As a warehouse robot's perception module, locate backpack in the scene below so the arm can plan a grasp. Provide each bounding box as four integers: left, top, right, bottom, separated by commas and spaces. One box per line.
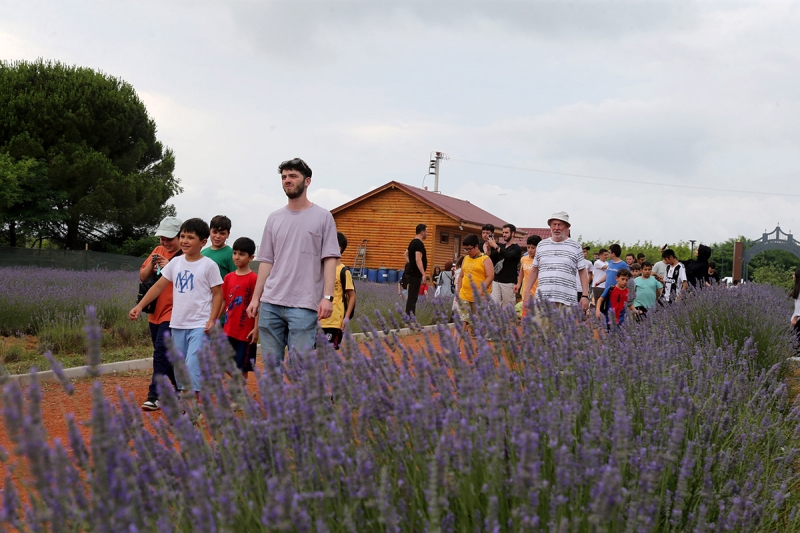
340, 265, 356, 319
137, 249, 182, 314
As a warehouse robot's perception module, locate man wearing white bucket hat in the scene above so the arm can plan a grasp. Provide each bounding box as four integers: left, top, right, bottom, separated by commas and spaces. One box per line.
522, 211, 590, 313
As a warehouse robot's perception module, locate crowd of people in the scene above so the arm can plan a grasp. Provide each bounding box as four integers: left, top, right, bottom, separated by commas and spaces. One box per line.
400, 211, 728, 338
129, 156, 797, 415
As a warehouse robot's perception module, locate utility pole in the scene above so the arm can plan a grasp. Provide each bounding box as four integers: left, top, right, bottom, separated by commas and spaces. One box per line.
427, 151, 449, 193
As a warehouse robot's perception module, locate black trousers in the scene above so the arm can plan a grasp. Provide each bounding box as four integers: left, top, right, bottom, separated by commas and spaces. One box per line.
405, 277, 422, 315
147, 321, 177, 401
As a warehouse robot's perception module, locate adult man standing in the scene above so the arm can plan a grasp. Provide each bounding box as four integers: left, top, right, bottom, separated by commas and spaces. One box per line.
246, 158, 340, 369
522, 212, 589, 312
486, 223, 522, 307
140, 216, 182, 411
405, 224, 428, 316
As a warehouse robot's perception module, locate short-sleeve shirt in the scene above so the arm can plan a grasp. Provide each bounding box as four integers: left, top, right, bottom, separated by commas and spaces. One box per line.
223, 271, 258, 341
592, 260, 608, 288
320, 264, 355, 330
161, 256, 224, 329
533, 238, 583, 306
140, 245, 180, 325
651, 260, 668, 280
256, 204, 341, 311
634, 276, 663, 309
202, 245, 237, 278
662, 262, 687, 303
407, 238, 427, 279
604, 260, 628, 292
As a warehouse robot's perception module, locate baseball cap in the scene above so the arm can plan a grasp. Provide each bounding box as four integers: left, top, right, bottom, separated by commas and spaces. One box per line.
154, 216, 182, 238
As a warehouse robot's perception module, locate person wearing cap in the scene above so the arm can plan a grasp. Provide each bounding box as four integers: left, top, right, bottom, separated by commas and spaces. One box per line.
139, 216, 183, 411
522, 211, 590, 312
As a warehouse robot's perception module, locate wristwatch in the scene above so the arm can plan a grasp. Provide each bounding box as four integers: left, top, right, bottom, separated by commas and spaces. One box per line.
323, 295, 334, 302
581, 295, 589, 299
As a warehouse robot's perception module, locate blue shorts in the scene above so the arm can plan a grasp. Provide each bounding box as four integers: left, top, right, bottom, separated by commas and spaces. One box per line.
228, 337, 256, 373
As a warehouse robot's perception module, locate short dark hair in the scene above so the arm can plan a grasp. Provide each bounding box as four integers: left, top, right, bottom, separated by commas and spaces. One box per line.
598, 248, 609, 254
642, 261, 653, 268
463, 234, 480, 247
637, 253, 646, 259
180, 218, 210, 241
625, 253, 635, 259
662, 248, 676, 259
481, 223, 495, 232
526, 235, 542, 246
630, 262, 641, 271
609, 244, 622, 257
232, 236, 256, 256
617, 268, 631, 278
503, 223, 516, 234
337, 231, 348, 253
415, 223, 427, 234
278, 157, 312, 178
582, 245, 591, 251
709, 261, 717, 269
209, 215, 231, 232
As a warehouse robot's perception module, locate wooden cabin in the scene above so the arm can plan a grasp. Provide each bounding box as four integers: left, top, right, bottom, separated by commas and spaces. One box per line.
331, 181, 510, 276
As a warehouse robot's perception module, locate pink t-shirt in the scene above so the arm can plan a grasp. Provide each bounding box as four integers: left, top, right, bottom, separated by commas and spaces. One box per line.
256, 204, 341, 311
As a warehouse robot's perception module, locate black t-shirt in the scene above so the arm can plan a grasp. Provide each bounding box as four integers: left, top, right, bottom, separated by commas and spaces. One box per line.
407, 238, 427, 279
489, 242, 522, 284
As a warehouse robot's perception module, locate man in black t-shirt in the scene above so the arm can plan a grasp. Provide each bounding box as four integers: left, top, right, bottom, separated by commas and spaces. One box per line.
485, 223, 522, 307
405, 223, 428, 316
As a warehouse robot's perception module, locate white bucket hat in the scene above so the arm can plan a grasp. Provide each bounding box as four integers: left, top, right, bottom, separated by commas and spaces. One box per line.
547, 211, 570, 227
154, 216, 183, 238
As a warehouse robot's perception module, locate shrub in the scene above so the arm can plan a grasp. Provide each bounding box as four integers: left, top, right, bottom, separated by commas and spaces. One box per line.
2, 289, 799, 531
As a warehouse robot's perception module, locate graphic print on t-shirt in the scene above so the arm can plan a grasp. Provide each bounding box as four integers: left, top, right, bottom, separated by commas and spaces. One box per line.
175, 270, 195, 293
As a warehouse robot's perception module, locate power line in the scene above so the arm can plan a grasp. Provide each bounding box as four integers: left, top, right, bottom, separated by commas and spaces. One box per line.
451, 158, 800, 198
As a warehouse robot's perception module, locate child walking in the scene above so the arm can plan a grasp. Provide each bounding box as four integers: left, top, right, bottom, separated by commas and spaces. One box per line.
320, 232, 356, 350
202, 215, 237, 278
596, 268, 631, 328
130, 218, 224, 397
220, 237, 259, 378
791, 268, 800, 347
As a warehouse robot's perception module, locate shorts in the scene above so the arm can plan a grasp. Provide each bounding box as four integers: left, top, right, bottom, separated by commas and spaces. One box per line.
228, 337, 256, 373
457, 298, 476, 324
323, 328, 343, 350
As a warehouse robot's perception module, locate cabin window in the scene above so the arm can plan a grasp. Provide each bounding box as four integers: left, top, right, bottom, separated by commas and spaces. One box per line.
440, 232, 449, 244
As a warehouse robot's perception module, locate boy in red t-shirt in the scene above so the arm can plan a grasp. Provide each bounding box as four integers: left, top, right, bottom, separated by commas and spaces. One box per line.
219, 237, 259, 378
595, 269, 631, 328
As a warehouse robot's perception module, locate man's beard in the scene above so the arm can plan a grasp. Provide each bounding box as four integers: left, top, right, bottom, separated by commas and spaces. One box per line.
285, 181, 306, 199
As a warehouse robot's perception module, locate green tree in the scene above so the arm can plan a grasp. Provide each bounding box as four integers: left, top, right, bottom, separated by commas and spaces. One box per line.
750, 264, 794, 290
0, 59, 181, 251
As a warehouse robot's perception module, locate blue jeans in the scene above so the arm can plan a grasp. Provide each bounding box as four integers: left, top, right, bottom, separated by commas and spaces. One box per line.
171, 328, 207, 392
258, 302, 318, 368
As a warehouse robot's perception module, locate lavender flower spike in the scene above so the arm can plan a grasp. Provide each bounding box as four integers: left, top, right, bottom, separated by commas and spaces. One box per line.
84, 305, 102, 377
43, 350, 75, 395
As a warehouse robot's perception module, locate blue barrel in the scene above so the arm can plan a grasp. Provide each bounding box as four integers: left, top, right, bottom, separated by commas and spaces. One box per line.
377, 268, 388, 283
387, 269, 398, 284
367, 269, 378, 283
397, 269, 404, 281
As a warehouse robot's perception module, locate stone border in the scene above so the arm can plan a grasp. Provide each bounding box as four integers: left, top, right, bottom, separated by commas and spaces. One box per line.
3, 323, 457, 385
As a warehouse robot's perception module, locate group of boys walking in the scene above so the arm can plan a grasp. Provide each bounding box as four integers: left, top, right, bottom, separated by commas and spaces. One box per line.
132, 158, 355, 412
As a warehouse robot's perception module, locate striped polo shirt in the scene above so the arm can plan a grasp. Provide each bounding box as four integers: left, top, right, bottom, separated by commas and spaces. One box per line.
533, 237, 584, 306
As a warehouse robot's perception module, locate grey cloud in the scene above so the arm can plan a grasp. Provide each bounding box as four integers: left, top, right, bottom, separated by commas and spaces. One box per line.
229, 1, 699, 61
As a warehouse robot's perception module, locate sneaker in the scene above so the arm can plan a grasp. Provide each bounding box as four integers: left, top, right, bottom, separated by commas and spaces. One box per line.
141, 399, 160, 411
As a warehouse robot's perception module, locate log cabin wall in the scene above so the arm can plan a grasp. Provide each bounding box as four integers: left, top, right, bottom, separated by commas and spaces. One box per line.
333, 187, 458, 275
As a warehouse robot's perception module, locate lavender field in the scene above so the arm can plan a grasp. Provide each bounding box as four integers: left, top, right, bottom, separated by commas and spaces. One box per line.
2, 284, 799, 531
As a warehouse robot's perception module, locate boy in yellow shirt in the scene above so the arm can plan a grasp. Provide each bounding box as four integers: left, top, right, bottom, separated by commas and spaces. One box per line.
320, 232, 356, 350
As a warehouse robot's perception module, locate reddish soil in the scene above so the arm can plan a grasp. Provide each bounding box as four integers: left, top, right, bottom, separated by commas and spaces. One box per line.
0, 332, 450, 501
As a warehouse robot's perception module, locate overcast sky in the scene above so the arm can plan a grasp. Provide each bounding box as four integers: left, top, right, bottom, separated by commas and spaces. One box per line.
3, 0, 800, 247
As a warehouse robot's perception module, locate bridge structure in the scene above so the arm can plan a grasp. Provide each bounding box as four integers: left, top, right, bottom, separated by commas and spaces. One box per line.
733, 225, 800, 281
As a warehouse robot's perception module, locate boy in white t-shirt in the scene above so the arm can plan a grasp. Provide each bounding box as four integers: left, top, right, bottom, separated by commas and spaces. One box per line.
591, 248, 609, 303
131, 218, 224, 396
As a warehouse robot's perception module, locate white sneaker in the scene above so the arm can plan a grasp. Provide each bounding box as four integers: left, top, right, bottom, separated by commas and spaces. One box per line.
141, 399, 160, 411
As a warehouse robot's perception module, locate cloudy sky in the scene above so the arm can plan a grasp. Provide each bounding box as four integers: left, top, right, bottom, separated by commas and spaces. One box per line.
3, 0, 800, 247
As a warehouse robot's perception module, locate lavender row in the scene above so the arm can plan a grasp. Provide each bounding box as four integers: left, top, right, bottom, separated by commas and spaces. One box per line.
2, 284, 799, 531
